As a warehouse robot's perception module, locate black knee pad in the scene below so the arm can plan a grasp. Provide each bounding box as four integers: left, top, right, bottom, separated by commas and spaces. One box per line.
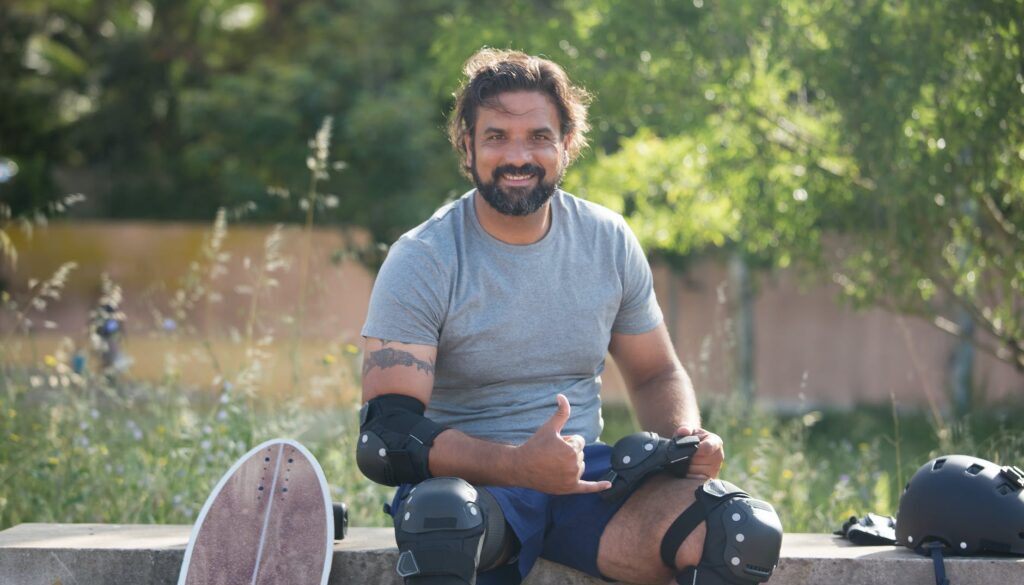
661, 480, 783, 585
393, 477, 512, 585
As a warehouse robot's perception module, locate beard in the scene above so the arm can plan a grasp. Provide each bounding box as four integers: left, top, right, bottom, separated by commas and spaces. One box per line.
471, 162, 562, 217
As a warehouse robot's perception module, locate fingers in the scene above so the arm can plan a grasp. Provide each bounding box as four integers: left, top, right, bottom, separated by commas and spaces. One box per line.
571, 479, 612, 494
689, 430, 725, 479
561, 433, 586, 451
541, 393, 571, 434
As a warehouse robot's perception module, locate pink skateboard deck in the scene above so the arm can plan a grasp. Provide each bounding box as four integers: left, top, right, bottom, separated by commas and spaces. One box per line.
178, 438, 333, 585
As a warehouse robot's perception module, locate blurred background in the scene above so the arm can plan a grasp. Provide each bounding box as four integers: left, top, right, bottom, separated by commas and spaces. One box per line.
1, 0, 1022, 531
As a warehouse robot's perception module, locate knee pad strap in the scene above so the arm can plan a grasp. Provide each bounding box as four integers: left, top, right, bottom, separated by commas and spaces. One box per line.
661, 480, 783, 585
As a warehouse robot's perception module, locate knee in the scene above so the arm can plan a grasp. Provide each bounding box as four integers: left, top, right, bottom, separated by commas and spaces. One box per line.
391, 477, 515, 584
662, 480, 783, 584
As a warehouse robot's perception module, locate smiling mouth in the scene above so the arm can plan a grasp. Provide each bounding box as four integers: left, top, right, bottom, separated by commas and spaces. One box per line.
501, 173, 535, 182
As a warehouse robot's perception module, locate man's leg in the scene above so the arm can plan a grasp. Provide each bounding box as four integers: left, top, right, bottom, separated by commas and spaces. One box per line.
597, 474, 706, 584
598, 474, 783, 585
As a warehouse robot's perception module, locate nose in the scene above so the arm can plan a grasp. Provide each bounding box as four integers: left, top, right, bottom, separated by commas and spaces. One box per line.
502, 138, 534, 167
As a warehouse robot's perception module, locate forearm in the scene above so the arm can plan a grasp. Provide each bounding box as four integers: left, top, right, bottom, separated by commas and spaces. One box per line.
629, 366, 700, 437
428, 428, 523, 486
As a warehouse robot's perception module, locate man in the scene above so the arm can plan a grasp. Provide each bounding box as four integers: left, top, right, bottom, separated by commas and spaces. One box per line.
357, 49, 780, 585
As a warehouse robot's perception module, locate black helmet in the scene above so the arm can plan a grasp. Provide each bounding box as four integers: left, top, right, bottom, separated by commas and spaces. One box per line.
896, 454, 1024, 556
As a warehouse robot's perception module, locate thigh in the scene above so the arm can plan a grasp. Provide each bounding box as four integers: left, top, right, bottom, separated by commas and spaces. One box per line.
597, 474, 707, 585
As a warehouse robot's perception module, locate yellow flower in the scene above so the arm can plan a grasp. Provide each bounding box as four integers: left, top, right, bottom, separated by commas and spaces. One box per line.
7, 409, 15, 419
760, 428, 771, 438
8, 433, 20, 443
743, 427, 753, 436
98, 445, 109, 456
322, 353, 337, 365
157, 457, 168, 468
157, 425, 166, 435
44, 355, 58, 368
782, 469, 795, 480
47, 457, 60, 466
344, 344, 359, 355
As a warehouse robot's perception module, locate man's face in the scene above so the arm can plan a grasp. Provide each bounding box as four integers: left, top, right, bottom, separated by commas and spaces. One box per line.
465, 91, 570, 217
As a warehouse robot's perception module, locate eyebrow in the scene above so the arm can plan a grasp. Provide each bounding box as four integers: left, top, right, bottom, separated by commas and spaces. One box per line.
480, 126, 556, 135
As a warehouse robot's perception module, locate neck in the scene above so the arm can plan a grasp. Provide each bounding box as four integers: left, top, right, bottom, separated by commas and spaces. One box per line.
473, 191, 552, 245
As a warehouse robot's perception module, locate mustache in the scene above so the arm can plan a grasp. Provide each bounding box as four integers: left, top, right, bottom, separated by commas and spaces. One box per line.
491, 164, 545, 181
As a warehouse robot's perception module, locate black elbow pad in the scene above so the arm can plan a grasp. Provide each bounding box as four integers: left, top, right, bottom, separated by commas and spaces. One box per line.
357, 394, 448, 486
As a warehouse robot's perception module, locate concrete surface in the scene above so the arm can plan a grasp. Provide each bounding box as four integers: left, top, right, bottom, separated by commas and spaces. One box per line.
1, 523, 1022, 585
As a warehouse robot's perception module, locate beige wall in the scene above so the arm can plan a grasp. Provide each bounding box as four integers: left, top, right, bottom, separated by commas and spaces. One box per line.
4, 222, 1021, 408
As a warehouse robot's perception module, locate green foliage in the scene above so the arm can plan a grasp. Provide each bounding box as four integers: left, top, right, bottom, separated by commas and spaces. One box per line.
2, 0, 1021, 368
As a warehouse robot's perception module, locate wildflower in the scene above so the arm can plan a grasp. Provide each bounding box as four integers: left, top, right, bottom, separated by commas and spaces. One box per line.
322, 353, 337, 365
759, 428, 771, 438
157, 425, 166, 435
8, 433, 20, 442
782, 469, 794, 480
162, 318, 177, 331
44, 355, 58, 367
7, 409, 15, 419
839, 474, 851, 484
743, 427, 753, 436
344, 344, 359, 354
200, 439, 211, 451
48, 456, 59, 465
29, 376, 43, 388
216, 410, 228, 421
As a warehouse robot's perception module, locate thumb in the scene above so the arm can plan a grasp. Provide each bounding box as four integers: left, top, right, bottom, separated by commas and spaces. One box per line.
542, 394, 571, 434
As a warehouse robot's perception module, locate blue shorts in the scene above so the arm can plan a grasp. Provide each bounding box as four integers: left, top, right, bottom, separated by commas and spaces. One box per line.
389, 444, 627, 585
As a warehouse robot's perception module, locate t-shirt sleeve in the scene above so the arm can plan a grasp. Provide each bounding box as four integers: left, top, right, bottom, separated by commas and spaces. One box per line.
612, 224, 664, 334
361, 238, 448, 346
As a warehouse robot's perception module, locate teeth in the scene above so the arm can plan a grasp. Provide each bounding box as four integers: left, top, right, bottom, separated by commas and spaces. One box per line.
503, 174, 532, 180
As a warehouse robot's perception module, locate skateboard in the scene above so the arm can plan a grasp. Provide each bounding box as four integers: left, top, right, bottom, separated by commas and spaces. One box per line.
178, 438, 345, 585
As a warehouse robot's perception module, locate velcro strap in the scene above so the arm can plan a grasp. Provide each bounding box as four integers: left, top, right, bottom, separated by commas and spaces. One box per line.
386, 450, 419, 484
409, 418, 446, 445
661, 485, 714, 569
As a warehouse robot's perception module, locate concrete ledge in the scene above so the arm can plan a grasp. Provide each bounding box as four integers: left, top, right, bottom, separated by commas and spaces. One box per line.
1, 523, 1022, 584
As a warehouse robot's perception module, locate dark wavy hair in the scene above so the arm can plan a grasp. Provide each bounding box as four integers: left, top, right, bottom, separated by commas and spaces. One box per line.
448, 48, 592, 177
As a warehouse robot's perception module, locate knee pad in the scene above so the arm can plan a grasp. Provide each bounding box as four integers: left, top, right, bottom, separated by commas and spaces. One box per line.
661, 480, 783, 585
393, 477, 512, 585
601, 432, 700, 500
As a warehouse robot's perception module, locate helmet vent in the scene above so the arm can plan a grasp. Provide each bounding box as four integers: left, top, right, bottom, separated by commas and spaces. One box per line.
932, 459, 946, 471
966, 463, 985, 476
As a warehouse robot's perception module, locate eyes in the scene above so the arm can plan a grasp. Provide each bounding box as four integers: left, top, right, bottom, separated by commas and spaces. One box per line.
483, 133, 555, 143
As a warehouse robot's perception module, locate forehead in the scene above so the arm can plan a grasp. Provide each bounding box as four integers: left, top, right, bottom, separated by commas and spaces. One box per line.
474, 91, 561, 134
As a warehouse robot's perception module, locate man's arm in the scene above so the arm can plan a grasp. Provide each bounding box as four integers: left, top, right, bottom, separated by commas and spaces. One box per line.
361, 337, 608, 494
608, 323, 724, 478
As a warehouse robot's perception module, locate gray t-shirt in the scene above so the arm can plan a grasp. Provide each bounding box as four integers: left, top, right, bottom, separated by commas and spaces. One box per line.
361, 189, 663, 445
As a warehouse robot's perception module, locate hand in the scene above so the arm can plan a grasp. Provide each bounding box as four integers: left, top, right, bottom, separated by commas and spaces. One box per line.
674, 425, 724, 479
514, 394, 612, 495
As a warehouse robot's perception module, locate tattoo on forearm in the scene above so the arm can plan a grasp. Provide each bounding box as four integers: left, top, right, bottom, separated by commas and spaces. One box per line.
362, 348, 435, 376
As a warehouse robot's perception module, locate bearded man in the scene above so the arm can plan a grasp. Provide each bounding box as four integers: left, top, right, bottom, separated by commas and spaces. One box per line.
356, 48, 781, 585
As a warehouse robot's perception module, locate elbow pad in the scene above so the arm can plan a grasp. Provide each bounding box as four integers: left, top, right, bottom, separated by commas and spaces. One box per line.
357, 394, 448, 486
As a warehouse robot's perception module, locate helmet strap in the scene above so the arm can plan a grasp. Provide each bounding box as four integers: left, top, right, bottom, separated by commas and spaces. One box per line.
924, 541, 950, 585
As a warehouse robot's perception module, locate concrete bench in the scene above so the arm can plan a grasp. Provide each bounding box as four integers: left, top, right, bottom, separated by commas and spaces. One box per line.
1, 523, 1021, 584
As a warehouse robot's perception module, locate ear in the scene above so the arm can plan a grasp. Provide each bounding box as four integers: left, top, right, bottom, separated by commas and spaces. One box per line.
463, 133, 473, 167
